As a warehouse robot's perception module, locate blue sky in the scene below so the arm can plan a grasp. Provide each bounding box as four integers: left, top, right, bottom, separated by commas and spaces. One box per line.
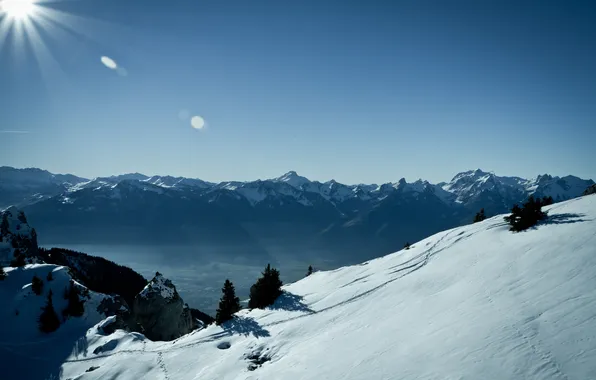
1, 0, 595, 184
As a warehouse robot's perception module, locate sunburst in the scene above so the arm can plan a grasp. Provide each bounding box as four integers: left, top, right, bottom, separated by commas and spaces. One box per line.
1, 0, 36, 20
1, 0, 126, 92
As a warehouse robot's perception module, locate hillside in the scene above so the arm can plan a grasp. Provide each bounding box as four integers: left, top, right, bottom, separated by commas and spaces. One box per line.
0, 264, 116, 379
50, 194, 596, 380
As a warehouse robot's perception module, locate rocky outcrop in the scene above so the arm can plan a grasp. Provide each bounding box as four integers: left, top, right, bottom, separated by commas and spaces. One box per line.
584, 184, 596, 196
0, 208, 38, 266
132, 272, 193, 341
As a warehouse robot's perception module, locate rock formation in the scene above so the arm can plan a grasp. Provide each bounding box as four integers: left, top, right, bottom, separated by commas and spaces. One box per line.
132, 272, 193, 341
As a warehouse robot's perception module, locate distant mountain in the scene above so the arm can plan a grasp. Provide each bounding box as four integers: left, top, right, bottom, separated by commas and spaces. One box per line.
1, 166, 593, 262
0, 166, 88, 208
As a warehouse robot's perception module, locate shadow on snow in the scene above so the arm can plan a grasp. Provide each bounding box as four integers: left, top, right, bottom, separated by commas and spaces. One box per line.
223, 317, 270, 338
270, 291, 315, 314
541, 213, 591, 225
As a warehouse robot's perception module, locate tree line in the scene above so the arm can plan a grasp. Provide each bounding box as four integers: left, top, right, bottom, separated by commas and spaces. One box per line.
215, 263, 315, 325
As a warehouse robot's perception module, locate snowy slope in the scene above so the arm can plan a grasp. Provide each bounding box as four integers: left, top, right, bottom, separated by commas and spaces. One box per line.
0, 264, 115, 379
56, 195, 596, 380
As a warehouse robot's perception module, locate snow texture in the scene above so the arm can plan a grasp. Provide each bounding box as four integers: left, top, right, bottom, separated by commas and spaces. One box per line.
139, 273, 176, 300
36, 194, 596, 380
0, 264, 113, 379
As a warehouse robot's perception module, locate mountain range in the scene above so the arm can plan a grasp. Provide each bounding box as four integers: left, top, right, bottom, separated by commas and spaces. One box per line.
0, 166, 593, 263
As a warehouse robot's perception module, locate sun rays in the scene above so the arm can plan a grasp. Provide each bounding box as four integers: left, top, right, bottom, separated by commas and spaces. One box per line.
0, 0, 127, 92
1, 0, 36, 20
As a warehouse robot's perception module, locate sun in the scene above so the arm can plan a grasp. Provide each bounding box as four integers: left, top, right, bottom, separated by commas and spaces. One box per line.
0, 0, 36, 20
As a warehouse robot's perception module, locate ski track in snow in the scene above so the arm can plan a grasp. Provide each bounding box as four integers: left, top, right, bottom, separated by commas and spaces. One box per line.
64, 227, 473, 365
158, 352, 171, 380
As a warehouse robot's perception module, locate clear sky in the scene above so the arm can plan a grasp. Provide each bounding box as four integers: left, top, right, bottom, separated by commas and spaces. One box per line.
1, 0, 595, 184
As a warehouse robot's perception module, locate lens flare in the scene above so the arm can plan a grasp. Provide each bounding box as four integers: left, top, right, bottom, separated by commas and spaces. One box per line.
1, 0, 35, 20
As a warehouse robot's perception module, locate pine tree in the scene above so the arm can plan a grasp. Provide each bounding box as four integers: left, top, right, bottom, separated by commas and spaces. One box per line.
38, 290, 60, 333
17, 211, 27, 224
0, 266, 6, 281
541, 196, 554, 206
11, 253, 26, 267
306, 265, 314, 277
63, 281, 85, 318
30, 228, 38, 248
504, 196, 547, 232
473, 208, 486, 223
31, 275, 44, 295
248, 264, 283, 309
0, 214, 9, 236
215, 279, 241, 325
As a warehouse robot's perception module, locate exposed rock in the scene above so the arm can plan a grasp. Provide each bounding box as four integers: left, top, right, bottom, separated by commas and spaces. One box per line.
132, 272, 193, 341
0, 208, 38, 266
97, 295, 130, 317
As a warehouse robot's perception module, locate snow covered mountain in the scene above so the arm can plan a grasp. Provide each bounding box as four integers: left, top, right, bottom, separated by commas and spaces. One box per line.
0, 166, 88, 208
6, 193, 593, 379
442, 169, 594, 215
1, 167, 593, 260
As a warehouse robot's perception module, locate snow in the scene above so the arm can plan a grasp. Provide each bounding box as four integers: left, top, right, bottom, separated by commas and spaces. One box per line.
38, 195, 596, 379
143, 175, 214, 189
443, 170, 593, 205
272, 171, 311, 189
0, 264, 113, 379
139, 274, 176, 300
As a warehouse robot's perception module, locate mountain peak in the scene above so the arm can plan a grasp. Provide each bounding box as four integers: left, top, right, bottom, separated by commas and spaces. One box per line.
273, 171, 311, 188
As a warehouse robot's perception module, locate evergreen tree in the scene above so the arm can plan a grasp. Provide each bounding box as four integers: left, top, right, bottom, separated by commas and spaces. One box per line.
306, 265, 314, 277
473, 208, 486, 223
63, 281, 85, 318
248, 264, 283, 309
30, 228, 38, 248
215, 279, 241, 325
541, 196, 554, 206
0, 214, 9, 236
504, 196, 547, 232
31, 275, 44, 295
17, 211, 27, 224
11, 253, 26, 267
0, 266, 6, 281
38, 290, 60, 333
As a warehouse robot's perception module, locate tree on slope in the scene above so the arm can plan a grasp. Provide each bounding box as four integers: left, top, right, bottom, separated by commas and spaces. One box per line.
473, 208, 486, 223
248, 264, 283, 309
63, 281, 85, 318
11, 253, 26, 267
306, 265, 314, 277
215, 279, 241, 325
0, 213, 8, 236
17, 211, 27, 224
584, 184, 596, 196
504, 196, 547, 232
31, 275, 44, 295
540, 196, 554, 206
39, 290, 60, 333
